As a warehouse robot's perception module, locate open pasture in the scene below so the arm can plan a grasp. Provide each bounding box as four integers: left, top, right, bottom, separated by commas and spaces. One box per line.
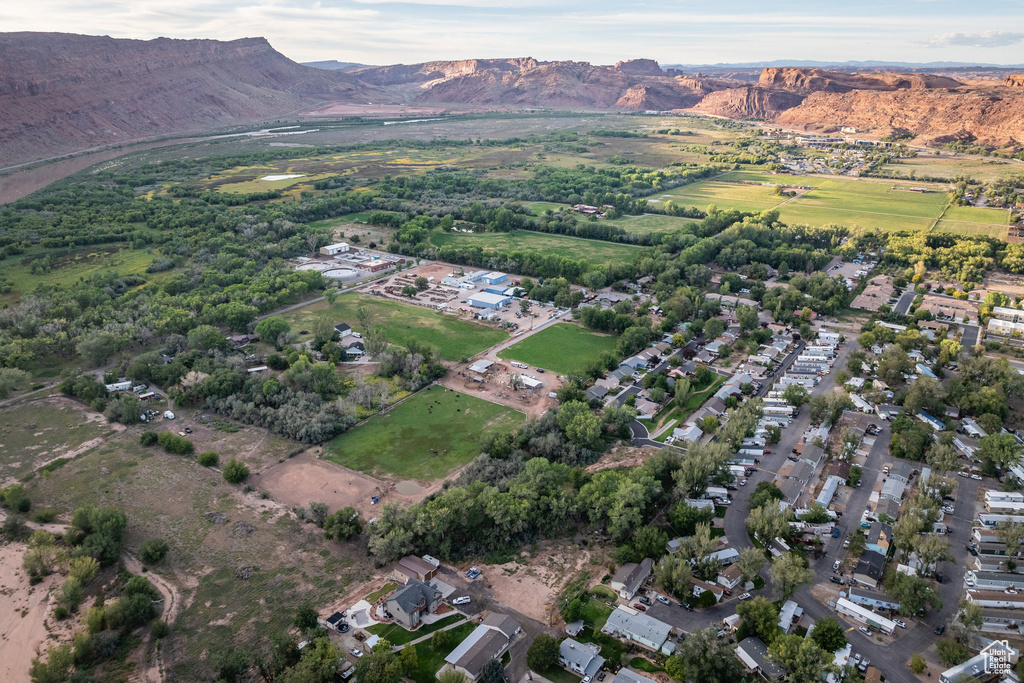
325, 386, 523, 480
281, 293, 507, 361
430, 229, 642, 266
497, 323, 619, 375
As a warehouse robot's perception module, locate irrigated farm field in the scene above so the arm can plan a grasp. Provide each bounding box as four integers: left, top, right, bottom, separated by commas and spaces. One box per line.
498, 323, 619, 374
326, 386, 523, 479
281, 293, 507, 361
430, 229, 642, 266
655, 180, 786, 213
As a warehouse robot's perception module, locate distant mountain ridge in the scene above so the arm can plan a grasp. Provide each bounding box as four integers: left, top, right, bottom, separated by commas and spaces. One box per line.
0, 32, 378, 166
302, 60, 373, 72
3, 34, 1024, 167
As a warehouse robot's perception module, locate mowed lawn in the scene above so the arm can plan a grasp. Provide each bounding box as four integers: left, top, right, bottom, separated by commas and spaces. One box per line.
280, 293, 506, 361
430, 229, 642, 266
326, 386, 524, 480
498, 323, 619, 374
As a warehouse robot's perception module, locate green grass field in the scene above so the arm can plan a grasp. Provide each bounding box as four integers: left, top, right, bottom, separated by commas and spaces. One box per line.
878, 156, 1022, 183
655, 180, 786, 213
933, 220, 1008, 239
280, 293, 507, 362
498, 324, 619, 374
0, 246, 159, 300
942, 205, 1011, 225
429, 229, 642, 266
326, 386, 524, 480
607, 213, 700, 234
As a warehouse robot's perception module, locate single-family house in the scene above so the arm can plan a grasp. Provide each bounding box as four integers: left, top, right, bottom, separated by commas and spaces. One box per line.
880, 479, 906, 504
559, 639, 604, 678
586, 385, 609, 402
387, 580, 443, 629
717, 564, 743, 590
672, 424, 703, 444
778, 600, 803, 635
601, 607, 673, 653
442, 614, 521, 681
611, 558, 654, 600
735, 637, 783, 681
889, 461, 915, 485
690, 578, 724, 602
852, 550, 887, 589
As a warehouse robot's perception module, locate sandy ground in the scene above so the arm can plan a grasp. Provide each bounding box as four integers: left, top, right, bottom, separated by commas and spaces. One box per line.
249, 451, 452, 520
0, 543, 66, 683
435, 366, 554, 419
404, 263, 453, 281
585, 445, 661, 473
474, 545, 600, 624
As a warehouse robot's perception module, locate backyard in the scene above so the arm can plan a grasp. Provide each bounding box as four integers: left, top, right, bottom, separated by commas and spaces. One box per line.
366, 614, 465, 646
498, 323, 620, 375
652, 374, 728, 442
280, 292, 508, 362
325, 386, 525, 480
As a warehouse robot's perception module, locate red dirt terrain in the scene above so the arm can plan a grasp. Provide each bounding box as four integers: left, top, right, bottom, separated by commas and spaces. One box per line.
4, 33, 1024, 167
0, 32, 380, 166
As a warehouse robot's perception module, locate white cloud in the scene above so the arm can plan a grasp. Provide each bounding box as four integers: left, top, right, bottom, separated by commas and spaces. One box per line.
926, 30, 1024, 47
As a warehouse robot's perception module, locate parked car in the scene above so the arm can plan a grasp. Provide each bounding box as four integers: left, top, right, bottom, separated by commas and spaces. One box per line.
971, 474, 983, 480
465, 567, 482, 579
350, 649, 364, 658
452, 596, 471, 605
843, 539, 850, 549
833, 560, 841, 572
829, 576, 845, 585
633, 603, 647, 612
831, 528, 841, 538
858, 659, 870, 673
957, 471, 970, 478
851, 653, 862, 666
858, 627, 873, 637
723, 589, 732, 596
657, 595, 671, 605
935, 573, 944, 584
934, 625, 945, 635
639, 596, 652, 606
942, 505, 955, 514
893, 619, 906, 629
582, 677, 591, 683
597, 673, 606, 681
738, 593, 751, 601
682, 603, 693, 612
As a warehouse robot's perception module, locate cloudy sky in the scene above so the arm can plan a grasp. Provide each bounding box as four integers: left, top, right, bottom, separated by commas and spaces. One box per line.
4, 0, 1024, 66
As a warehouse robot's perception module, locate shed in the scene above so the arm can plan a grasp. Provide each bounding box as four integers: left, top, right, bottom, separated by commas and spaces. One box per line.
395, 556, 438, 583
320, 242, 350, 255
481, 272, 508, 285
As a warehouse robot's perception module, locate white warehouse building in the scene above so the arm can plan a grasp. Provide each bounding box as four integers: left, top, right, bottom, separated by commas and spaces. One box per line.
467, 292, 511, 309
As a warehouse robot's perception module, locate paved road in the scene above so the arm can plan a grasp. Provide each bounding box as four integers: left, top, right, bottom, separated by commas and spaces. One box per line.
893, 291, 916, 316
961, 324, 980, 348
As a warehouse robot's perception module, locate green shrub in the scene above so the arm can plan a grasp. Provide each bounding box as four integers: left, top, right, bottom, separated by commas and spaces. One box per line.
197, 451, 219, 467
105, 593, 156, 630
54, 606, 69, 621
139, 539, 169, 565
222, 459, 250, 484
157, 432, 194, 455
1, 484, 31, 512
151, 620, 170, 639
30, 508, 58, 524
140, 431, 159, 446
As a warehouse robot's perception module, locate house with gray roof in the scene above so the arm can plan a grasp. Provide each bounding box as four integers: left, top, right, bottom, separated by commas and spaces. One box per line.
889, 461, 916, 485
735, 637, 783, 680
611, 558, 653, 600
386, 579, 442, 629
601, 606, 672, 653
442, 614, 521, 680
559, 639, 604, 677
614, 670, 653, 683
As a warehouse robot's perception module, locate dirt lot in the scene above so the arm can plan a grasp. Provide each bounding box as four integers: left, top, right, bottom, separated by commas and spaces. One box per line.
473, 543, 605, 624
249, 450, 453, 521
982, 271, 1024, 300
404, 262, 454, 281
585, 444, 662, 473
437, 361, 556, 418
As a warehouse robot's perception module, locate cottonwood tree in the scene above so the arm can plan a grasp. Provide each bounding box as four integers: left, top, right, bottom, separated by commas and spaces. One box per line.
769, 634, 836, 683
365, 327, 390, 360
915, 534, 953, 576
665, 628, 740, 683
655, 555, 693, 600
809, 617, 846, 653
747, 503, 792, 545
737, 547, 766, 584
770, 553, 814, 601
737, 597, 780, 645
997, 521, 1024, 568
